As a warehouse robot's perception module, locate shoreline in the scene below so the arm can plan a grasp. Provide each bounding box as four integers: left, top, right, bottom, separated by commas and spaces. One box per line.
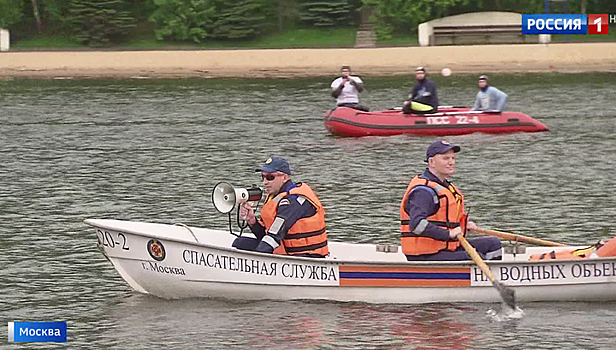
2, 42, 616, 78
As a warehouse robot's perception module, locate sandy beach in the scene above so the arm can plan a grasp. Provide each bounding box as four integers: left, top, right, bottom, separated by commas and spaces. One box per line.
2, 42, 616, 78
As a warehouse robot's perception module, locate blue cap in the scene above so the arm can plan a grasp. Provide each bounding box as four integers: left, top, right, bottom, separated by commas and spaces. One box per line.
255, 156, 292, 175
426, 140, 460, 161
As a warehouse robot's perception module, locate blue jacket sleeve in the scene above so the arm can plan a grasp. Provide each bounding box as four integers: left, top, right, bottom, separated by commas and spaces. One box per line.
406, 187, 451, 242
472, 92, 481, 111
428, 81, 439, 109
255, 194, 318, 253
493, 88, 508, 112
410, 85, 418, 100
248, 222, 266, 240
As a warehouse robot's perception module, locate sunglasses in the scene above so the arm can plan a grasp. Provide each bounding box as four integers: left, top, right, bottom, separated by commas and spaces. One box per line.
261, 173, 279, 181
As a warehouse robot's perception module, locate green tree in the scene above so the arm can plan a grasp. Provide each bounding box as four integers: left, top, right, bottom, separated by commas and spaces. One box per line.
0, 0, 24, 28
463, 0, 542, 13
150, 0, 215, 42
210, 0, 266, 40
30, 0, 43, 32
41, 0, 73, 26
364, 0, 616, 41
129, 0, 157, 21
573, 0, 616, 13
363, 0, 494, 40
362, 0, 418, 39
274, 0, 297, 32
298, 0, 351, 27
8, 0, 77, 43
67, 0, 136, 46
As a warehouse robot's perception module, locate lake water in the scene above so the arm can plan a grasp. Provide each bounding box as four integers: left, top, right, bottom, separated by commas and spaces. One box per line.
1, 73, 616, 349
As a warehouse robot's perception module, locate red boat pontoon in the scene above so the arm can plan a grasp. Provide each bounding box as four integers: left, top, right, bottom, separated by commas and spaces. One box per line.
324, 107, 549, 137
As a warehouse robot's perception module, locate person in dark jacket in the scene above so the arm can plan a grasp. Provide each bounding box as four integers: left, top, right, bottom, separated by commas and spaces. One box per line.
402, 67, 438, 114
400, 141, 502, 261
232, 157, 329, 258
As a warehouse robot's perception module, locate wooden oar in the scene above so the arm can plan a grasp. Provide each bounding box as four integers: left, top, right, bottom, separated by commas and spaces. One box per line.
458, 235, 516, 309
475, 228, 564, 247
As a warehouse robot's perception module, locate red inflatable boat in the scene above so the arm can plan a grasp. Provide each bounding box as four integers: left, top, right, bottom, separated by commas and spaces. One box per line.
324, 107, 549, 137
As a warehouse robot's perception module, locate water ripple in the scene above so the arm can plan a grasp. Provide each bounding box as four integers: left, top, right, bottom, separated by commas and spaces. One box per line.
1, 74, 615, 349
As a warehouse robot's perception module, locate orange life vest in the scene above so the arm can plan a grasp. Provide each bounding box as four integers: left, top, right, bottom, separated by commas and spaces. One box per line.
259, 183, 329, 256
597, 236, 616, 257
400, 175, 465, 256
529, 239, 616, 261
529, 247, 593, 261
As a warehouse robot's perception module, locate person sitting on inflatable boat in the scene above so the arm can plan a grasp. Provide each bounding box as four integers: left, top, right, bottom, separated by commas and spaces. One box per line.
331, 65, 369, 111
402, 67, 439, 115
471, 75, 508, 113
400, 141, 502, 261
233, 156, 329, 258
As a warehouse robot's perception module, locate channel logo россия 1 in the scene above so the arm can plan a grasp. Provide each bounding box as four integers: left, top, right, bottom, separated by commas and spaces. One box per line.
522, 14, 615, 35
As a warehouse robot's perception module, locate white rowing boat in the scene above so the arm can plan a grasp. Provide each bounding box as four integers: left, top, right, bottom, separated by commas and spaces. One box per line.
85, 219, 616, 304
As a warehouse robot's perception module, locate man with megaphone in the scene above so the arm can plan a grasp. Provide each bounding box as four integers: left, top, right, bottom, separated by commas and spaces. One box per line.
233, 156, 329, 258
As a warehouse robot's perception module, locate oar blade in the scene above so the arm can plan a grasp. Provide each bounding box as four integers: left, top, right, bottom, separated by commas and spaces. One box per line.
493, 280, 516, 309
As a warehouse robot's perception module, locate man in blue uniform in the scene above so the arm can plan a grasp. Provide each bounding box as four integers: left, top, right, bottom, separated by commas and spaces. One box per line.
401, 141, 502, 261
402, 67, 439, 114
232, 157, 329, 258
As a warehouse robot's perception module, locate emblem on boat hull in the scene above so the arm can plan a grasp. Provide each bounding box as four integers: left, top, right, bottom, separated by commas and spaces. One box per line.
147, 239, 166, 261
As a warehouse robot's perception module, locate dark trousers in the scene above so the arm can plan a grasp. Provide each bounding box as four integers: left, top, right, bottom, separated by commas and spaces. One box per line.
337, 103, 369, 112
232, 236, 325, 258
405, 237, 502, 261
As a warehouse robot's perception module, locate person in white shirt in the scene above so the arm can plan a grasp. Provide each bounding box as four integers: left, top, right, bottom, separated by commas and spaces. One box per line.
330, 66, 368, 111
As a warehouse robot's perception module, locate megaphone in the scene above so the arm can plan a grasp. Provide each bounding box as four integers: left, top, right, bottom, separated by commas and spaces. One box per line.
212, 182, 263, 214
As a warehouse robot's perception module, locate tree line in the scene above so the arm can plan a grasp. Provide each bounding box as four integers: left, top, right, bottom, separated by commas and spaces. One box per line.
2, 0, 614, 46
366, 0, 616, 40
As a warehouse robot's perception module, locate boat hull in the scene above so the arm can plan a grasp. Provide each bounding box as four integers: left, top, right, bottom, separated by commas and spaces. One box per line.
87, 219, 616, 304
324, 107, 549, 137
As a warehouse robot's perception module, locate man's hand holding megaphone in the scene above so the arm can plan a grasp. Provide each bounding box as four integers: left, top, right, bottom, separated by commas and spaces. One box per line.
239, 203, 257, 225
